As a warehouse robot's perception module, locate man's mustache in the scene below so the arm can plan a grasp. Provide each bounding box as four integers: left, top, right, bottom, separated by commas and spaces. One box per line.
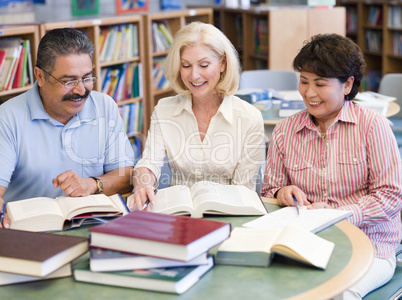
62, 89, 90, 101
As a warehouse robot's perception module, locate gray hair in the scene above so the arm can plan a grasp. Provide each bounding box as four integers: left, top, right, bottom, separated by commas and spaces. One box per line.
36, 28, 94, 73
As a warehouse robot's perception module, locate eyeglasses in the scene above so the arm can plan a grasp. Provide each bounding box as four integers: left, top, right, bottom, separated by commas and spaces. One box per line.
40, 68, 97, 89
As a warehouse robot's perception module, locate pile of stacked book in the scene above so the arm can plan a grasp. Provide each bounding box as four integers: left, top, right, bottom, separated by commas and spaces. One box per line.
0, 229, 88, 286
73, 210, 231, 294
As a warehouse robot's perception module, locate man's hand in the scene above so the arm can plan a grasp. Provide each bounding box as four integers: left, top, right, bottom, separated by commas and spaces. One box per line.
52, 170, 97, 197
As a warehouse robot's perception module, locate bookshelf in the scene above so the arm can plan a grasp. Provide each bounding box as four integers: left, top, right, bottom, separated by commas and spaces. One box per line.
39, 15, 146, 158
143, 8, 213, 127
0, 24, 39, 103
210, 6, 346, 71
337, 0, 402, 91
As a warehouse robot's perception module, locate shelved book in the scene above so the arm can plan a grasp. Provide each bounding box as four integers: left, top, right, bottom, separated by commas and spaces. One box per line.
0, 229, 88, 277
89, 210, 231, 261
0, 37, 22, 91
7, 194, 129, 232
90, 248, 209, 272
74, 256, 214, 294
242, 206, 352, 234
127, 181, 267, 218
216, 226, 334, 269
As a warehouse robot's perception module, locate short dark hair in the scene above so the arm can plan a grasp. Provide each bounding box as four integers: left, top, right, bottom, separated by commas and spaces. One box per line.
293, 34, 365, 100
36, 28, 94, 73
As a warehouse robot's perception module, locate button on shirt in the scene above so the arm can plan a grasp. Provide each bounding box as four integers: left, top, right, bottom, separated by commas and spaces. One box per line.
262, 101, 402, 258
0, 83, 135, 202
135, 94, 265, 191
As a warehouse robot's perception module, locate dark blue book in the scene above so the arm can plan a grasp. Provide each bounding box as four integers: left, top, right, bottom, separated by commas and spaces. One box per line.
279, 100, 307, 117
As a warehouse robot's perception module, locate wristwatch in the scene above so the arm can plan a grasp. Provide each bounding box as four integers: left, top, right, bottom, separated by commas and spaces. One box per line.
90, 177, 104, 194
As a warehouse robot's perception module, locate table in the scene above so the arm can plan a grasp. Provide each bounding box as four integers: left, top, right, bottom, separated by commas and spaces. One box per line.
0, 201, 374, 300
262, 96, 401, 126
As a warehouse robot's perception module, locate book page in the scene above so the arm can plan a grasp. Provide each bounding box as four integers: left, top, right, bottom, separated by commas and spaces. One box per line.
150, 185, 194, 215
218, 227, 282, 253
272, 225, 335, 269
108, 194, 129, 215
243, 207, 352, 233
7, 197, 64, 222
56, 194, 120, 220
190, 181, 266, 217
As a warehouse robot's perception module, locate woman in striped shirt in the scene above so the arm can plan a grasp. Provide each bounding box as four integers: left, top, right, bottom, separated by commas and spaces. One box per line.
261, 34, 402, 299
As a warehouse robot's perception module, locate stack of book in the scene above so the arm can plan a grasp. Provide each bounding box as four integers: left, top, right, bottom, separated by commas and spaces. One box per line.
215, 207, 352, 269
235, 88, 281, 111
0, 37, 34, 91
353, 91, 396, 117
0, 229, 88, 286
73, 210, 231, 294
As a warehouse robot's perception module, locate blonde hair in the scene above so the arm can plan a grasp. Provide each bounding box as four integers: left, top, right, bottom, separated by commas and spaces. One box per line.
164, 22, 240, 96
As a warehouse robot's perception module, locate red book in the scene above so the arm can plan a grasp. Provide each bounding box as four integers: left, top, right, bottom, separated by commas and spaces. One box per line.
12, 46, 25, 89
89, 211, 231, 261
0, 228, 88, 277
0, 50, 6, 73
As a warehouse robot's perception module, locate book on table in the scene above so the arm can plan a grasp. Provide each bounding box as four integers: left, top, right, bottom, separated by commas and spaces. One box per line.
353, 91, 395, 116
89, 248, 210, 272
242, 206, 352, 233
0, 228, 88, 277
215, 226, 334, 269
73, 256, 214, 295
89, 210, 231, 261
7, 193, 130, 232
235, 88, 281, 103
0, 263, 72, 286
128, 181, 268, 218
278, 100, 307, 117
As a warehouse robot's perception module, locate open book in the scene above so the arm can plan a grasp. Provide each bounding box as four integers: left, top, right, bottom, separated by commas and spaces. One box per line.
243, 206, 352, 233
216, 226, 335, 269
7, 194, 129, 232
140, 181, 267, 218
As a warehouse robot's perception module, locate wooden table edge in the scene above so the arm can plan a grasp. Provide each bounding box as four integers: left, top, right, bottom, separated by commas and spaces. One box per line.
262, 197, 375, 300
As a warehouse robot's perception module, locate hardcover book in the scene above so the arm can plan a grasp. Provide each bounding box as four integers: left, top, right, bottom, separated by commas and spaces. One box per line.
0, 263, 72, 286
242, 206, 352, 234
0, 229, 88, 277
7, 194, 129, 232
89, 210, 231, 261
74, 256, 214, 294
90, 248, 209, 272
128, 181, 267, 218
278, 100, 307, 117
215, 226, 334, 269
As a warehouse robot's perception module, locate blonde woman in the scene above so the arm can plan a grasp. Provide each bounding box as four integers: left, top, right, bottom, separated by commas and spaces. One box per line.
129, 22, 264, 210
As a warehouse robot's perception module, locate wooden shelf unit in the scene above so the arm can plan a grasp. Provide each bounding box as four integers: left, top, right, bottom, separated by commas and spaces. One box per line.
143, 8, 213, 130
38, 15, 147, 149
211, 6, 346, 71
337, 0, 402, 91
0, 24, 39, 103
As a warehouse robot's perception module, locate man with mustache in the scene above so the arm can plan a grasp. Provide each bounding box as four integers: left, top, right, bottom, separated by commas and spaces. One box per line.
0, 28, 134, 228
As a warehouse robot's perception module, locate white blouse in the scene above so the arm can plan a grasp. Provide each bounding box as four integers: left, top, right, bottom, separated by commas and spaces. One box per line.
135, 94, 265, 191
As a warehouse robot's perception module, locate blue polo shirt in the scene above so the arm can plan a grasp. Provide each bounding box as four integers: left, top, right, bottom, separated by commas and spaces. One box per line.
0, 82, 134, 202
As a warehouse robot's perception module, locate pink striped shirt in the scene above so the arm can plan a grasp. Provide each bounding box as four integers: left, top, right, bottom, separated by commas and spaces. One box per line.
262, 101, 402, 258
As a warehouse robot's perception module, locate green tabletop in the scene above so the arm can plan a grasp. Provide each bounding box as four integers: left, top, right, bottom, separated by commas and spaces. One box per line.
0, 203, 354, 300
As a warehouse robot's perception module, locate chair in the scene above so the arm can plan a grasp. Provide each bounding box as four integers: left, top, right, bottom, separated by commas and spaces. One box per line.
239, 69, 299, 91
363, 244, 402, 300
378, 74, 402, 155
157, 155, 265, 194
